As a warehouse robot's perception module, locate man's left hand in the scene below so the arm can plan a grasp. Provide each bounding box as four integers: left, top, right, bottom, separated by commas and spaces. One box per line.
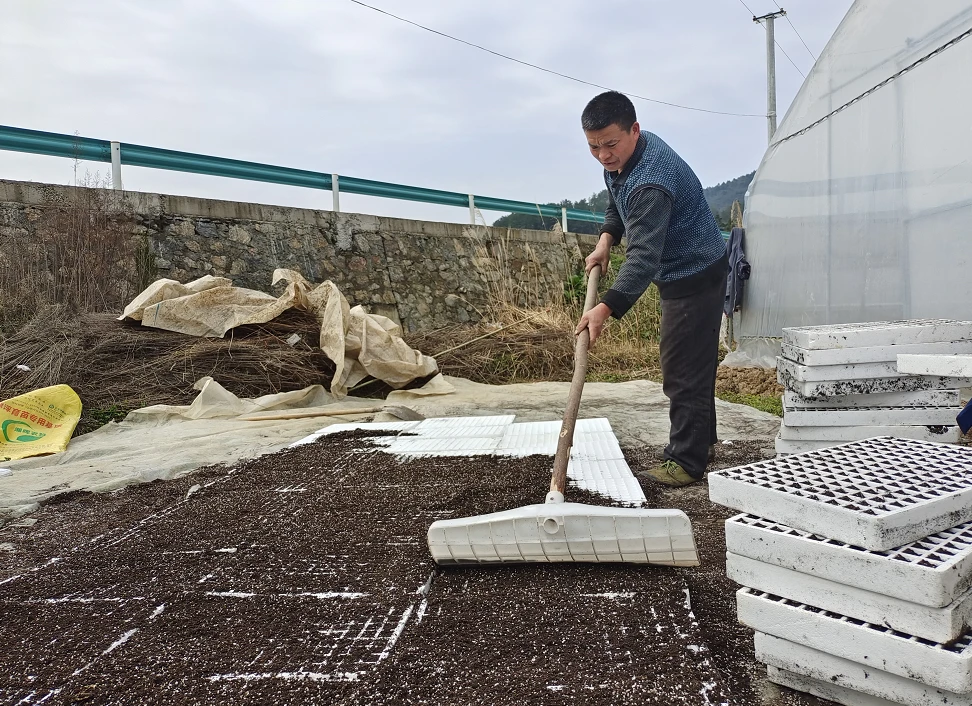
575, 303, 613, 346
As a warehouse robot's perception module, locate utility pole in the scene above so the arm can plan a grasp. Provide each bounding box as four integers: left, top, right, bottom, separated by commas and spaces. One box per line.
753, 9, 786, 143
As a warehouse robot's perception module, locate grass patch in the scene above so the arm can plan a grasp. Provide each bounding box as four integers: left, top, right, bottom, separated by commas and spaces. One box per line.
716, 391, 783, 417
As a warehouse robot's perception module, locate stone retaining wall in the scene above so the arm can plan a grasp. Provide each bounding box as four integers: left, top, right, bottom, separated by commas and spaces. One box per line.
0, 179, 598, 330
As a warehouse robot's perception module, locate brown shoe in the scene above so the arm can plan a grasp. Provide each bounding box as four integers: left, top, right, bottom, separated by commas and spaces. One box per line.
645, 460, 700, 487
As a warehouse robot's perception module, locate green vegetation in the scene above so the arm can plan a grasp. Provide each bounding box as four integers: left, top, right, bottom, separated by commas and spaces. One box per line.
716, 391, 783, 417
84, 404, 133, 431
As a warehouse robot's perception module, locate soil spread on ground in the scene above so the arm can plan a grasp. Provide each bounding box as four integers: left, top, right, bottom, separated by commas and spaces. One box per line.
0, 436, 828, 706
716, 367, 784, 397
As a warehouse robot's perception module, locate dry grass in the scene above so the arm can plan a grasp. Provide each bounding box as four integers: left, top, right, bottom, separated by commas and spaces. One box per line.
0, 173, 153, 334
0, 308, 337, 435
403, 235, 663, 385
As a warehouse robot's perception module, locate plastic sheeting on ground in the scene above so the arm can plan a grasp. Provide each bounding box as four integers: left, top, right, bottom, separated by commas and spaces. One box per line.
120, 269, 438, 397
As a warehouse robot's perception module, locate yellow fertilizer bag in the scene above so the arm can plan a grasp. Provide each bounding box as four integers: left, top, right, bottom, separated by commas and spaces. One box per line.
0, 385, 82, 462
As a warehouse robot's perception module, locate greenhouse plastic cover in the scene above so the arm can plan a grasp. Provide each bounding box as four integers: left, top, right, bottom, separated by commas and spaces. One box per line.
734, 0, 972, 356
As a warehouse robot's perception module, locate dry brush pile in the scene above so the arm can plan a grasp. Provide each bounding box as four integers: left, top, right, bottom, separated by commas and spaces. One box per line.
0, 308, 338, 435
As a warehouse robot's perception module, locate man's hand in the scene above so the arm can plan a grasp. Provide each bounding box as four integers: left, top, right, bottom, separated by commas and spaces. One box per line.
585, 232, 613, 275
576, 302, 613, 346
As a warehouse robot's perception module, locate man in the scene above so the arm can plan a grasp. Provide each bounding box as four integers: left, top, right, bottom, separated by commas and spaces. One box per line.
576, 91, 728, 487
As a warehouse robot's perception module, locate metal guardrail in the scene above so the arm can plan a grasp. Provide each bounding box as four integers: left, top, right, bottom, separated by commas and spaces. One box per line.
0, 125, 604, 229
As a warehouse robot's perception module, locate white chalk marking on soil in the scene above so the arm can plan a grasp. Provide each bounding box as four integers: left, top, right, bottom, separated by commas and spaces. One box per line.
580, 592, 636, 599
16, 689, 61, 705
201, 590, 368, 600
197, 573, 214, 584
0, 558, 61, 587
70, 629, 140, 677
208, 671, 360, 683
103, 629, 138, 655
378, 605, 416, 662
546, 685, 567, 692
214, 547, 237, 553
150, 604, 165, 619
415, 571, 435, 624
32, 596, 141, 604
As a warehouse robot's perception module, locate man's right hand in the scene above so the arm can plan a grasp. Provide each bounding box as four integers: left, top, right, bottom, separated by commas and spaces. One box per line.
585, 232, 613, 275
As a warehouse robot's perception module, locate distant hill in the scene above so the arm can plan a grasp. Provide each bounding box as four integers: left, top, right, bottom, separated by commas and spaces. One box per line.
492, 171, 754, 233
703, 172, 755, 228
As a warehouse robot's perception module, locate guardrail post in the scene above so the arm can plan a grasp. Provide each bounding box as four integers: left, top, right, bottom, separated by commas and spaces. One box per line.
110, 141, 123, 190
562, 206, 568, 233
331, 174, 340, 212
468, 194, 476, 224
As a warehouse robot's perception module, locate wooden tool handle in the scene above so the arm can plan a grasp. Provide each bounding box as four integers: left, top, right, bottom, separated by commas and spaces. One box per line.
239, 406, 382, 421
549, 264, 601, 499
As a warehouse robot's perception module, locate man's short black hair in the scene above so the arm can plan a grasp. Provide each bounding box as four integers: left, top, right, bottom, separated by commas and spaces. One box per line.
581, 91, 637, 132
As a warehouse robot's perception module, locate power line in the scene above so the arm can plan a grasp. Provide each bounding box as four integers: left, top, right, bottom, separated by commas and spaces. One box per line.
347, 0, 764, 118
775, 38, 806, 78
736, 0, 758, 15
737, 0, 807, 78
774, 2, 818, 61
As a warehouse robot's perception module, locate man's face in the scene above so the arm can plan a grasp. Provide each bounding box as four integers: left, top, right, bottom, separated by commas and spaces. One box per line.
584, 121, 640, 173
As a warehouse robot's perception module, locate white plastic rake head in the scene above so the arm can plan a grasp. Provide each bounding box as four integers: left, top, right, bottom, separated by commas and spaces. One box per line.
427, 503, 700, 565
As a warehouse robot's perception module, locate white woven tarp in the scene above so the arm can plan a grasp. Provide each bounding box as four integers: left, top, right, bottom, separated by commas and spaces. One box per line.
120, 269, 439, 397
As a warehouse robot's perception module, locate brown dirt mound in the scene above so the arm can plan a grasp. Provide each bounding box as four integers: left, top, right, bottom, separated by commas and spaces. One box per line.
716, 366, 784, 397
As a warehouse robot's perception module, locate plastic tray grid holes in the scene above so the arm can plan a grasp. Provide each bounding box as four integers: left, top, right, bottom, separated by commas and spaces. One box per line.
782, 404, 960, 414
732, 514, 972, 571
718, 438, 972, 517
742, 588, 972, 654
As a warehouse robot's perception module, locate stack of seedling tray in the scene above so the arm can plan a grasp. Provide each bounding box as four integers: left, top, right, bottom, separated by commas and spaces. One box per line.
775, 320, 972, 455
709, 436, 972, 705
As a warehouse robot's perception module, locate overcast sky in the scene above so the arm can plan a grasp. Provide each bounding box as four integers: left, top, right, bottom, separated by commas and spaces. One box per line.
1, 0, 853, 224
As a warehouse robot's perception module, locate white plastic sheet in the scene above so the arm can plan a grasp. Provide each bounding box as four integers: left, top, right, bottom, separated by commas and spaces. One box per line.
736, 0, 972, 357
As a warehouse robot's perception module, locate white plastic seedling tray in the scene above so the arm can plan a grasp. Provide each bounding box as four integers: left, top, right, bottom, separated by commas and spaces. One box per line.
778, 357, 902, 382
726, 514, 972, 608
727, 553, 972, 643
737, 588, 972, 693
782, 340, 972, 367
296, 416, 648, 508
782, 319, 972, 351
774, 433, 962, 457
778, 422, 960, 443
757, 633, 972, 706
898, 354, 972, 378
767, 666, 907, 706
783, 389, 962, 409
709, 436, 972, 551
782, 405, 962, 427
782, 374, 972, 399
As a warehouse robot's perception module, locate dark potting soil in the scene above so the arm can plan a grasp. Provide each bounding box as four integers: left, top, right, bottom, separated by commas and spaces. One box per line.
0, 436, 827, 706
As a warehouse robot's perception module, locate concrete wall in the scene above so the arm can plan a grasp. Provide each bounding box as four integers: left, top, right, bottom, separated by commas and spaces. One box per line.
0, 179, 598, 331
